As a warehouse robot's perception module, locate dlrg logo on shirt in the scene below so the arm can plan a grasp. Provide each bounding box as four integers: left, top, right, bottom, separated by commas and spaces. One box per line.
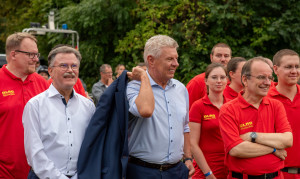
239, 121, 253, 130
2, 90, 15, 97
203, 114, 216, 120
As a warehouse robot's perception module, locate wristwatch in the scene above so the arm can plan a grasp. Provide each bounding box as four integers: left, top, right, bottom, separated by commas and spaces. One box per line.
250, 132, 257, 143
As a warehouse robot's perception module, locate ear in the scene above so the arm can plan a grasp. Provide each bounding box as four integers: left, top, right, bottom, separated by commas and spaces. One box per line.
229, 71, 234, 79
205, 78, 208, 85
48, 67, 54, 79
241, 75, 248, 87
210, 54, 213, 62
147, 55, 155, 67
10, 51, 16, 60
273, 65, 279, 75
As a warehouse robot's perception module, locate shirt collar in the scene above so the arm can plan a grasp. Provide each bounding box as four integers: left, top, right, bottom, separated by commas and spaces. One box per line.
202, 93, 228, 105
237, 91, 269, 109
2, 64, 34, 83
268, 82, 300, 97
147, 70, 176, 89
48, 84, 75, 99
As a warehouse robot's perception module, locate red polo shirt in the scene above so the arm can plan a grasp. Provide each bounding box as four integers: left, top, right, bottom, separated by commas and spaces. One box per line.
268, 83, 300, 168
219, 93, 292, 175
223, 85, 238, 101
0, 65, 48, 178
187, 73, 206, 108
190, 94, 228, 178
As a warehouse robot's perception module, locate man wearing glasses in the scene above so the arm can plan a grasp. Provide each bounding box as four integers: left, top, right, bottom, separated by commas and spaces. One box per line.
0, 32, 48, 178
22, 46, 95, 178
92, 64, 113, 105
219, 57, 293, 178
268, 49, 300, 178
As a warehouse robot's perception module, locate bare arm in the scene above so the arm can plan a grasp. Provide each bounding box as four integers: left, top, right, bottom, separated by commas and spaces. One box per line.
183, 132, 195, 178
240, 132, 293, 149
190, 122, 216, 179
127, 67, 154, 118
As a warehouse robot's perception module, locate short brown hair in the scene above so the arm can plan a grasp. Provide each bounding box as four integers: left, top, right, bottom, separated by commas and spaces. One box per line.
227, 57, 246, 81
273, 49, 299, 66
5, 32, 37, 55
205, 63, 227, 79
48, 46, 81, 66
211, 43, 231, 56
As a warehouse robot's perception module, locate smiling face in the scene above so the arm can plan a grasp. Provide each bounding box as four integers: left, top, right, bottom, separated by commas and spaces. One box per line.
148, 47, 179, 87
243, 61, 273, 99
49, 53, 79, 93
274, 55, 300, 86
206, 67, 227, 94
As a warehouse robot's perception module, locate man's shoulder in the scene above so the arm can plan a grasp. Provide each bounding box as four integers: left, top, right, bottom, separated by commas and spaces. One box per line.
29, 73, 49, 85
186, 72, 205, 87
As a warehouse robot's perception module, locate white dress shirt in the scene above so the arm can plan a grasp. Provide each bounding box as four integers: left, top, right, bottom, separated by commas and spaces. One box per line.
23, 84, 95, 179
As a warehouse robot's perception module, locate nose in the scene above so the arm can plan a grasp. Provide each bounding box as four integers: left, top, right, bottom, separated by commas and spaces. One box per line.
172, 59, 179, 67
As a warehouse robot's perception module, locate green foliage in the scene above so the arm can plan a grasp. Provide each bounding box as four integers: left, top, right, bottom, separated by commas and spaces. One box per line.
1, 0, 300, 88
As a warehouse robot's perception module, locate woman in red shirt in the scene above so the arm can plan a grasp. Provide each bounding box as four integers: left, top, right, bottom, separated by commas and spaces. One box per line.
190, 63, 228, 179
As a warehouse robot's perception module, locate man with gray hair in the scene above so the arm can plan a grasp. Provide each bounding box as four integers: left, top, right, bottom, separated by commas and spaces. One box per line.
126, 35, 194, 178
0, 32, 48, 178
92, 64, 113, 105
23, 46, 95, 178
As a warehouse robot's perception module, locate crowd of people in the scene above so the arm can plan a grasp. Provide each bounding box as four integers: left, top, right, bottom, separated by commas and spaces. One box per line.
0, 32, 299, 179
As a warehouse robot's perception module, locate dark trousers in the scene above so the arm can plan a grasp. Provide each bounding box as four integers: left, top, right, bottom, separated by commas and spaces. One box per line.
126, 161, 189, 179
27, 169, 39, 179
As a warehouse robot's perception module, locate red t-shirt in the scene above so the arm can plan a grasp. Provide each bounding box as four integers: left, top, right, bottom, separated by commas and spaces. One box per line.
189, 94, 228, 179
223, 85, 238, 101
0, 65, 48, 178
187, 73, 206, 109
219, 93, 292, 175
268, 83, 300, 168
48, 77, 87, 97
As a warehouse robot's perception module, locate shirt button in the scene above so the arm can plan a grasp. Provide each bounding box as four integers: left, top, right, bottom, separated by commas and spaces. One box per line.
68, 118, 70, 120
71, 144, 72, 146
168, 101, 169, 103
69, 131, 71, 133
70, 157, 72, 160
67, 171, 69, 173
169, 114, 171, 116
171, 140, 173, 142
170, 127, 172, 129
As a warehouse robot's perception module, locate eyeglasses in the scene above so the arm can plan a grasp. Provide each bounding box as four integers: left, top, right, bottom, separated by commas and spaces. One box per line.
15, 50, 40, 59
51, 64, 79, 71
247, 75, 274, 81
209, 75, 227, 81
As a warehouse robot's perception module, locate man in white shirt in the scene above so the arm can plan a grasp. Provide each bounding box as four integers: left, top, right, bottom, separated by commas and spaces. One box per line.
22, 46, 95, 179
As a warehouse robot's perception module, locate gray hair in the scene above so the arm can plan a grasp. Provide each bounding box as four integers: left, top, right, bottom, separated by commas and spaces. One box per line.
48, 46, 82, 67
143, 35, 179, 65
100, 64, 112, 73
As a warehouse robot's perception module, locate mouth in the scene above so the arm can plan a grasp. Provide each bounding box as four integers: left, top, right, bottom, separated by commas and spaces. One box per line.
259, 85, 269, 91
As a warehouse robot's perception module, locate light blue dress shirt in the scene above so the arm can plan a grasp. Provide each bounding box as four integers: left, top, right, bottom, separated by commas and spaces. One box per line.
22, 84, 95, 179
127, 71, 190, 164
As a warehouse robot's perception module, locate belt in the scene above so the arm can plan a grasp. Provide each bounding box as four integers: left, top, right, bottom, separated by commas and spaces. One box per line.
128, 156, 180, 171
281, 167, 300, 174
231, 171, 278, 179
